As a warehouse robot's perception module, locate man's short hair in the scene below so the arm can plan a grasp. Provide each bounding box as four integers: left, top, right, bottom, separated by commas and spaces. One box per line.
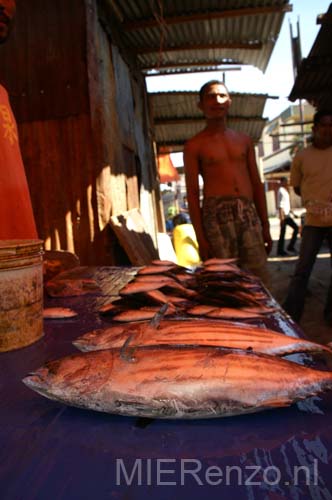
313, 109, 332, 125
199, 80, 229, 101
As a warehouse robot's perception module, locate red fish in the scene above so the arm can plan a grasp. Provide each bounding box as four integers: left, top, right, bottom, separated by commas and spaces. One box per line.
43, 307, 78, 319
73, 319, 332, 357
23, 346, 332, 419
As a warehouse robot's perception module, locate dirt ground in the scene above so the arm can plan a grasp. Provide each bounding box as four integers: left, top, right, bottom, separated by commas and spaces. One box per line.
267, 218, 332, 346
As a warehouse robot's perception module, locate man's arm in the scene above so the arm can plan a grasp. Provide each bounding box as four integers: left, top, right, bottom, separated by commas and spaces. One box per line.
183, 140, 211, 261
246, 139, 272, 254
290, 154, 302, 197
279, 207, 286, 222
277, 189, 286, 222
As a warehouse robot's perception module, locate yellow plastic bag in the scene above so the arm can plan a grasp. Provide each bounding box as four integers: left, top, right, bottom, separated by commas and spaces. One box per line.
172, 224, 201, 268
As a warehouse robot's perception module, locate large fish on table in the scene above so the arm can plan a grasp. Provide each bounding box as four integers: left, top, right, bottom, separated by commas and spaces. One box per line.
72, 319, 332, 357
23, 346, 332, 419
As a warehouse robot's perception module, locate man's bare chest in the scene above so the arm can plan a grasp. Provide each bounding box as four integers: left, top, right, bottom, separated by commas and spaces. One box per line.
199, 140, 247, 169
199, 137, 247, 165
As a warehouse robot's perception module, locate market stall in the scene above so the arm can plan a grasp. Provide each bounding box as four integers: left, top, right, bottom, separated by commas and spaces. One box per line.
1, 265, 332, 499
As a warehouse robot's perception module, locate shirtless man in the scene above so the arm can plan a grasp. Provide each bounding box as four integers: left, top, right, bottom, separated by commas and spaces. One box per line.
184, 80, 272, 283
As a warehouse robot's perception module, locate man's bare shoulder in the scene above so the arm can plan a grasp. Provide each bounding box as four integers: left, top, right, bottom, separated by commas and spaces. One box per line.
294, 144, 314, 159
184, 129, 208, 152
226, 128, 252, 145
184, 127, 252, 156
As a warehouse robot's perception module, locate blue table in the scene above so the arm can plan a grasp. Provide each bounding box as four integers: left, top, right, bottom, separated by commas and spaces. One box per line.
1, 267, 332, 500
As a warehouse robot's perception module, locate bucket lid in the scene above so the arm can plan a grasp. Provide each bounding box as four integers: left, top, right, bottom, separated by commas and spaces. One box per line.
0, 239, 44, 258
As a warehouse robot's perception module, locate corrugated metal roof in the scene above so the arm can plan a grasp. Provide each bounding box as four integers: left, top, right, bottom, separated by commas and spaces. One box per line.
154, 119, 267, 151
149, 90, 271, 151
264, 159, 290, 174
151, 90, 269, 118
289, 3, 332, 109
103, 0, 291, 72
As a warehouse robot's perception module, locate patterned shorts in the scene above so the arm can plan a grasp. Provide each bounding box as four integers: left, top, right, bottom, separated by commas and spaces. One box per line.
202, 196, 269, 284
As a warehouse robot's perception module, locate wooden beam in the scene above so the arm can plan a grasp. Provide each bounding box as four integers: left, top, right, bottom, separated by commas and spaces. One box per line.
144, 64, 242, 74
281, 120, 313, 127
136, 41, 262, 55
142, 60, 244, 70
269, 132, 312, 137
122, 5, 293, 31
154, 116, 265, 125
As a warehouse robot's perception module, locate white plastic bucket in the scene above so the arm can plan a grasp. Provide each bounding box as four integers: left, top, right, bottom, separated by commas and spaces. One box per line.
0, 239, 44, 352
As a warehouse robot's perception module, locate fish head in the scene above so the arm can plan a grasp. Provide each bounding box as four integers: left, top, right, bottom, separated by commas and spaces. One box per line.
22, 351, 116, 403
73, 324, 146, 351
22, 360, 62, 399
73, 326, 128, 351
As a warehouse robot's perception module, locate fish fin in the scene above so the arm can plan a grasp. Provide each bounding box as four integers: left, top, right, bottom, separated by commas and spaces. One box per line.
149, 303, 169, 329
120, 335, 136, 362
264, 398, 293, 408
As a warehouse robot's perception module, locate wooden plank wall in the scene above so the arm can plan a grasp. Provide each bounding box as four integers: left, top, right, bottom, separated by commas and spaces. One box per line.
0, 0, 100, 263
18, 115, 97, 260
0, 0, 162, 264
85, 0, 161, 252
2, 0, 89, 122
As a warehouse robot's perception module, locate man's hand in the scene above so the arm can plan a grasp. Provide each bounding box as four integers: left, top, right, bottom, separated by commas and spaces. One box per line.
261, 219, 272, 254
263, 227, 273, 255
279, 208, 285, 223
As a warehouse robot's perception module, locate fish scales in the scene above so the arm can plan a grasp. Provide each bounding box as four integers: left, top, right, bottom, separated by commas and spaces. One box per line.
23, 347, 332, 419
73, 319, 332, 357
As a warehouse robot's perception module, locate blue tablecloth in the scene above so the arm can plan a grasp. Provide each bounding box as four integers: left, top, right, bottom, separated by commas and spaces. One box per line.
1, 267, 332, 500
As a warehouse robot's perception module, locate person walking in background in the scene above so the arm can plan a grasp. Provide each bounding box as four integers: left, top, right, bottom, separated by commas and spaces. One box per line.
0, 0, 38, 239
283, 109, 332, 323
165, 206, 176, 233
277, 176, 299, 256
179, 195, 191, 223
184, 80, 272, 284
